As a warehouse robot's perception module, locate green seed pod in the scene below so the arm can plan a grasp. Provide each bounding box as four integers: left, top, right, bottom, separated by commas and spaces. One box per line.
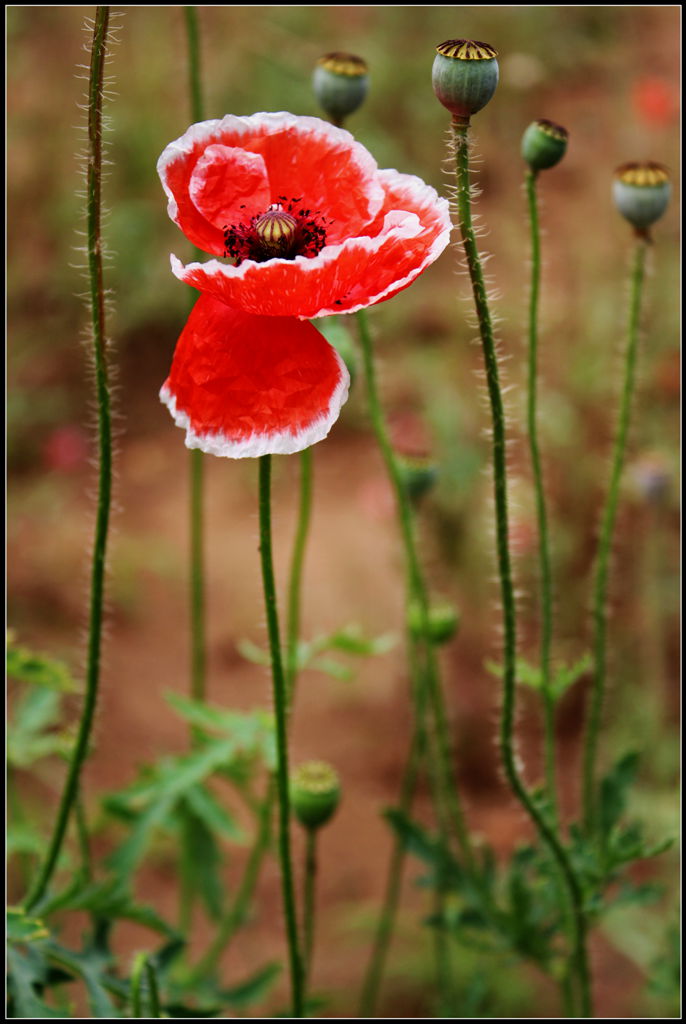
291, 761, 341, 830
432, 39, 499, 121
313, 52, 369, 126
407, 600, 460, 646
396, 453, 439, 504
521, 119, 568, 172
613, 162, 671, 232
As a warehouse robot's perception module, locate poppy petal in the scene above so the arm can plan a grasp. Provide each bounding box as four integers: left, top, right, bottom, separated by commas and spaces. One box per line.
160, 294, 350, 458
169, 168, 451, 319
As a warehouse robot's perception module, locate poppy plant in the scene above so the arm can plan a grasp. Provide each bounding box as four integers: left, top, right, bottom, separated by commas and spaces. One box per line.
158, 112, 451, 457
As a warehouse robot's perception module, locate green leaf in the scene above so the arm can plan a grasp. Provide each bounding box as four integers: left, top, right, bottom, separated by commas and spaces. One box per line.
42, 941, 123, 1018
7, 688, 72, 768
165, 694, 276, 769
550, 653, 592, 700
310, 656, 355, 682
384, 808, 466, 891
7, 907, 50, 944
237, 638, 271, 666
325, 624, 397, 657
183, 781, 246, 842
218, 961, 282, 1008
7, 946, 65, 1019
106, 737, 256, 879
7, 639, 78, 692
178, 796, 225, 922
599, 751, 640, 839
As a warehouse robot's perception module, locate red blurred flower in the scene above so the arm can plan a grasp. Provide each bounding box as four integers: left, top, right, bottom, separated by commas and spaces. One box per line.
158, 112, 451, 457
632, 76, 677, 127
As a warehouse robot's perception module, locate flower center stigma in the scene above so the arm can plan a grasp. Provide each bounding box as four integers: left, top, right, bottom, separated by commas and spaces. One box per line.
223, 198, 329, 265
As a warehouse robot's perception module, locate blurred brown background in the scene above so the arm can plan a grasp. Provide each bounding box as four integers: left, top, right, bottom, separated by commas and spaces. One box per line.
7, 6, 680, 1018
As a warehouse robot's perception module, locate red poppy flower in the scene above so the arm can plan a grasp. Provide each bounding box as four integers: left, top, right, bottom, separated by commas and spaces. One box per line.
158, 112, 451, 458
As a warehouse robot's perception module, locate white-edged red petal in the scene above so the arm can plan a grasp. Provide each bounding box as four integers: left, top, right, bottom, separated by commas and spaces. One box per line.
160, 294, 350, 458
168, 169, 451, 319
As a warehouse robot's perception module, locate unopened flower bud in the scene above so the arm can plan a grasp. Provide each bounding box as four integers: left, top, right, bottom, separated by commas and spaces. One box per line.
432, 39, 499, 121
408, 600, 460, 645
313, 53, 369, 126
613, 162, 670, 233
521, 119, 568, 172
396, 453, 439, 504
291, 761, 341, 830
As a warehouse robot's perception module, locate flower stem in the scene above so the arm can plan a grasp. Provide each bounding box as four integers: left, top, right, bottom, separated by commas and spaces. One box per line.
184, 6, 207, 712
303, 827, 317, 989
582, 237, 647, 834
356, 308, 473, 866
286, 448, 313, 700
257, 455, 304, 1017
452, 118, 591, 1017
358, 724, 424, 1018
525, 168, 558, 819
24, 5, 113, 912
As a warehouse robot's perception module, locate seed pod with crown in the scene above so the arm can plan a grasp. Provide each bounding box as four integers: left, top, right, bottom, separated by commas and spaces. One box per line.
613, 162, 671, 237
313, 52, 369, 127
432, 39, 499, 122
521, 118, 569, 173
290, 761, 341, 830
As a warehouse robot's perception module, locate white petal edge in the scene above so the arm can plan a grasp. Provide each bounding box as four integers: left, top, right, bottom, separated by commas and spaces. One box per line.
159, 349, 351, 459
157, 111, 385, 230
168, 171, 453, 319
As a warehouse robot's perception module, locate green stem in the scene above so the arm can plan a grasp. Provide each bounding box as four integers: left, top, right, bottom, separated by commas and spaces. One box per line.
190, 779, 274, 981
303, 827, 317, 990
131, 952, 162, 1018
356, 308, 473, 867
525, 169, 558, 819
184, 7, 207, 712
286, 448, 313, 700
582, 238, 647, 834
24, 5, 112, 912
452, 118, 591, 1017
257, 455, 304, 1017
357, 725, 424, 1018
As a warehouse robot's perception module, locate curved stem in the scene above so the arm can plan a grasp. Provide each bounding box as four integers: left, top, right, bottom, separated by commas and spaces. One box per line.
257, 455, 304, 1017
452, 118, 591, 1017
525, 169, 558, 820
25, 5, 112, 912
582, 238, 647, 834
286, 448, 313, 700
356, 308, 473, 867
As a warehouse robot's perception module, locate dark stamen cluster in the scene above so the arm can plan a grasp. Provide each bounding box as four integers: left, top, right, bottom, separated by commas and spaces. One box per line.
223, 197, 330, 265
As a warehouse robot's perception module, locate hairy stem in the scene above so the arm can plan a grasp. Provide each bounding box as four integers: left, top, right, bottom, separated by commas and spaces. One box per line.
286, 447, 313, 701
25, 5, 113, 912
452, 118, 591, 1017
184, 6, 207, 711
583, 238, 647, 833
258, 455, 304, 1017
525, 168, 558, 819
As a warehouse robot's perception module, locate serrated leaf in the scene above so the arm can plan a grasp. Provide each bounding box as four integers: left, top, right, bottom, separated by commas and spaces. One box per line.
325, 625, 396, 657
599, 751, 640, 839
384, 808, 465, 891
310, 656, 355, 682
183, 781, 246, 842
237, 638, 271, 666
218, 960, 282, 1008
7, 688, 72, 768
7, 946, 65, 1019
42, 941, 123, 1019
7, 907, 50, 944
550, 653, 592, 700
106, 737, 254, 879
7, 641, 78, 692
178, 796, 225, 922
165, 694, 276, 768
